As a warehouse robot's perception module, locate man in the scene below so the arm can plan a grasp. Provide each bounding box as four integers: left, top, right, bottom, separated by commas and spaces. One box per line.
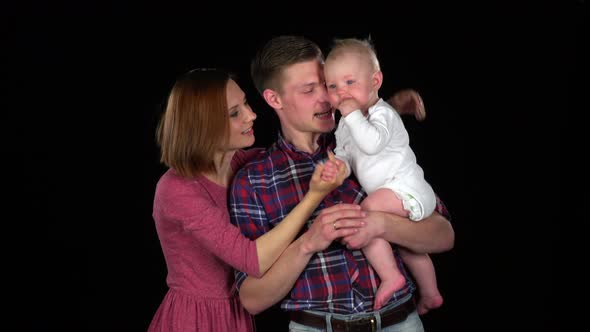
229, 35, 454, 331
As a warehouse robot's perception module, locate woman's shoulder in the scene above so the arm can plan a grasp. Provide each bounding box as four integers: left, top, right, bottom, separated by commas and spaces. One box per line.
156, 168, 186, 189
155, 169, 203, 201
154, 171, 218, 219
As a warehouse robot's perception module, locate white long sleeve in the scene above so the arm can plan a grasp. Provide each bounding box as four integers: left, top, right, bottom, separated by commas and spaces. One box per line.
342, 106, 392, 155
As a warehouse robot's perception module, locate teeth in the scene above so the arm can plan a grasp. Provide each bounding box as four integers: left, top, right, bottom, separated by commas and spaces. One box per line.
315, 111, 331, 117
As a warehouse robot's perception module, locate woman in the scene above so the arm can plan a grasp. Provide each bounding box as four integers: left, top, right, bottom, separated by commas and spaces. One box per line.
148, 68, 351, 332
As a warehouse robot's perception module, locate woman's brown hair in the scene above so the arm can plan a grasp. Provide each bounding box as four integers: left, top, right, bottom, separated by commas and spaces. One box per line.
156, 69, 232, 177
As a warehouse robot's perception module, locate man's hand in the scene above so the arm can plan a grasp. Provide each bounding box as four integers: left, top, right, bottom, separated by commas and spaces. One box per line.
300, 204, 366, 255
387, 89, 426, 121
340, 210, 394, 249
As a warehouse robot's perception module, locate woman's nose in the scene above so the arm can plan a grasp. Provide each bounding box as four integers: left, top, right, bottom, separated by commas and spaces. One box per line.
246, 108, 257, 121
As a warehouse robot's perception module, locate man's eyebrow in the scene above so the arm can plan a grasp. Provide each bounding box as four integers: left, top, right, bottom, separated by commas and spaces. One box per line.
300, 81, 319, 88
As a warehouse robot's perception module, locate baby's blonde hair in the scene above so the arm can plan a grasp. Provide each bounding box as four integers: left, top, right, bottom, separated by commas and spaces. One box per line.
326, 38, 380, 72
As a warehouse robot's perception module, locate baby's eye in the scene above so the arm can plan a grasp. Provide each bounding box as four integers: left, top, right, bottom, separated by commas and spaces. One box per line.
327, 84, 337, 89
346, 80, 355, 85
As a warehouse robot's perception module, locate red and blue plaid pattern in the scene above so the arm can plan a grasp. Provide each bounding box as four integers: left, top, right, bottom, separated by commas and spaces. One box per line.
230, 133, 449, 314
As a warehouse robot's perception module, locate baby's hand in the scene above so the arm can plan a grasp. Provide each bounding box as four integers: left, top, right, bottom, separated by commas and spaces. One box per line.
337, 98, 361, 117
320, 159, 338, 182
310, 151, 348, 194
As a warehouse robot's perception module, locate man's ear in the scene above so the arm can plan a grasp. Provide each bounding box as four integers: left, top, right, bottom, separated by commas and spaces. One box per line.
262, 89, 282, 110
372, 71, 383, 90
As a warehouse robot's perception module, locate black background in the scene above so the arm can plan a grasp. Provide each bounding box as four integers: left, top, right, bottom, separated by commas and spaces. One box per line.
7, 1, 580, 331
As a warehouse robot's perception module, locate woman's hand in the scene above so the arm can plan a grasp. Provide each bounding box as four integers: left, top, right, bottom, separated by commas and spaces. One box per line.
310, 150, 348, 195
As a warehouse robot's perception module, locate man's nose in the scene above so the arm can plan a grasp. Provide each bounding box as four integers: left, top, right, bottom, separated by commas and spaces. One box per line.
318, 84, 331, 102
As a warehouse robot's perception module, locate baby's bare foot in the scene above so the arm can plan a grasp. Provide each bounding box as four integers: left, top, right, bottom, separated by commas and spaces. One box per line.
417, 294, 443, 315
373, 276, 406, 310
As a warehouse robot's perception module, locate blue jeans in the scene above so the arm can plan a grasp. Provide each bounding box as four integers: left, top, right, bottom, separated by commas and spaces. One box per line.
288, 297, 424, 332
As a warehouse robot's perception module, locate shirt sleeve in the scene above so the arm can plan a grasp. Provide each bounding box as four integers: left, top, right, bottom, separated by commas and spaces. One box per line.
343, 104, 399, 155
229, 166, 271, 289
434, 195, 452, 221
162, 184, 261, 277
334, 121, 352, 177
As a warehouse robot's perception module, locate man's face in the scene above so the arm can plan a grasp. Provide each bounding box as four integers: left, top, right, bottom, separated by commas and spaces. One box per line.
276, 60, 335, 135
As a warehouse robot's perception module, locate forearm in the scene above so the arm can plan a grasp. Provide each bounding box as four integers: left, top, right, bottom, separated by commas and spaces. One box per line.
345, 110, 388, 154
379, 211, 454, 253
255, 191, 324, 275
241, 236, 313, 314
333, 147, 352, 178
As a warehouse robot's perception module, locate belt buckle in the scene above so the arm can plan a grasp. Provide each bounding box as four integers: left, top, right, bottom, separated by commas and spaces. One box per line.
369, 317, 376, 332
344, 316, 376, 332
350, 317, 376, 332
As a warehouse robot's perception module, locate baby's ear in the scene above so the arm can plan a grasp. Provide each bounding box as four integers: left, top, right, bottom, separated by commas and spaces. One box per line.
372, 71, 383, 90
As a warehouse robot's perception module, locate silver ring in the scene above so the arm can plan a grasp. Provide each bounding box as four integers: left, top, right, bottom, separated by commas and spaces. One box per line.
333, 222, 338, 230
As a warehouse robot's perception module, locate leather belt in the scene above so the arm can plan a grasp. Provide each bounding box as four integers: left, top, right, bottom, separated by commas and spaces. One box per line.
289, 298, 416, 332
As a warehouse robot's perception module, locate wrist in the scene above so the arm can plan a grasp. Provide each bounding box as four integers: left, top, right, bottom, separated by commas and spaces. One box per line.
374, 212, 388, 238
305, 190, 325, 201
340, 109, 353, 117
298, 234, 317, 256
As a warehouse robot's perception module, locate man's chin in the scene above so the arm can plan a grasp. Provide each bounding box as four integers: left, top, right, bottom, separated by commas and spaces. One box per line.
318, 123, 335, 133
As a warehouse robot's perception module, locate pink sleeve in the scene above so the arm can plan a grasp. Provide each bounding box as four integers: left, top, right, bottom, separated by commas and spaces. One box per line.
163, 186, 261, 277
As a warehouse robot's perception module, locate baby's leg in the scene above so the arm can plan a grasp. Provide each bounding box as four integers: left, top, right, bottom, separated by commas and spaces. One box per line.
399, 248, 443, 315
362, 238, 406, 310
361, 188, 408, 217
361, 189, 408, 310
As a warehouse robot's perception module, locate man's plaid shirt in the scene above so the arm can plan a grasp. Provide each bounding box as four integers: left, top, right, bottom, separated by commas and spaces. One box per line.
229, 133, 450, 314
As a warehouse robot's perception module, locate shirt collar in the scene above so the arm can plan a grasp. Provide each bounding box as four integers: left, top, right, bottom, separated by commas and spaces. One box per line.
276, 131, 334, 160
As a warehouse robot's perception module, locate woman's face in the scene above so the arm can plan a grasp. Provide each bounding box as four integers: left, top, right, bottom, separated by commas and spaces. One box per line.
224, 79, 257, 150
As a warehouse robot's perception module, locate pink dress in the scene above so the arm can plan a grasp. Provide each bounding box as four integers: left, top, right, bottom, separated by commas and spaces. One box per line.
148, 150, 263, 332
